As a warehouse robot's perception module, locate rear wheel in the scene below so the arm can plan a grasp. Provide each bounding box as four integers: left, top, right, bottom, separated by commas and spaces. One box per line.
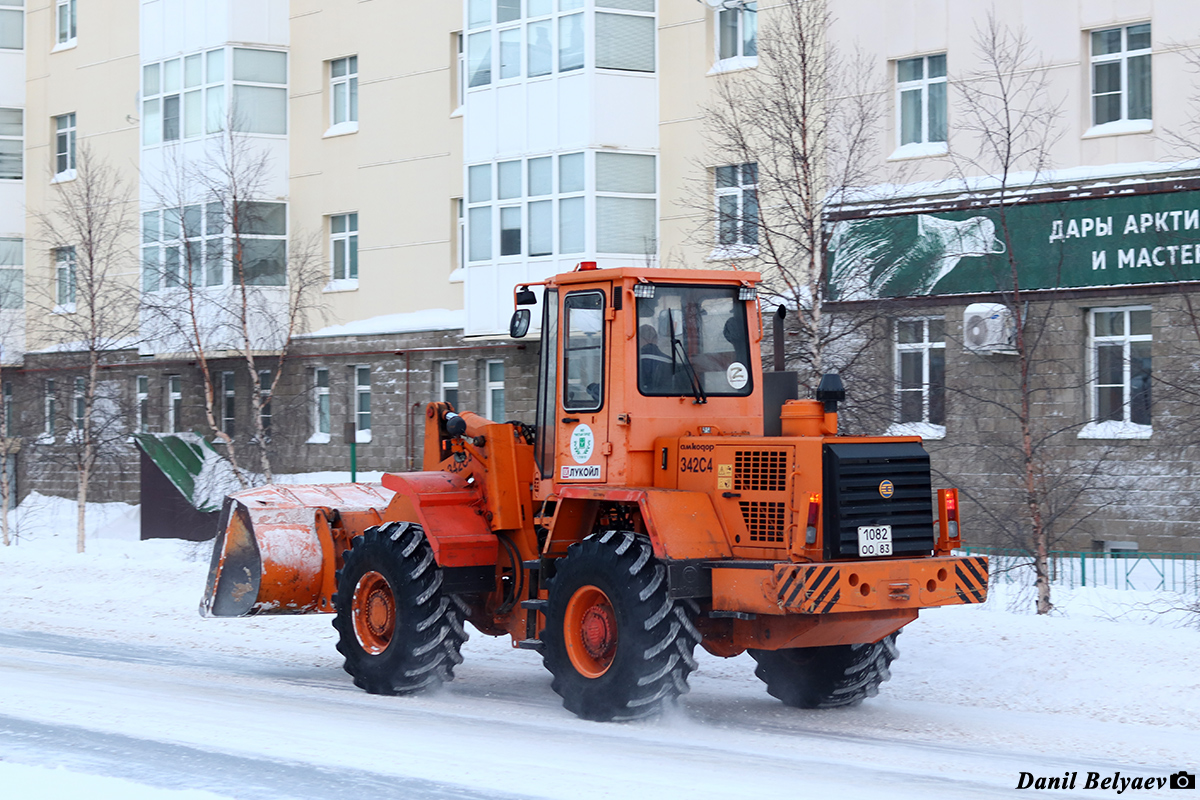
749, 632, 899, 709
541, 531, 701, 721
332, 522, 468, 695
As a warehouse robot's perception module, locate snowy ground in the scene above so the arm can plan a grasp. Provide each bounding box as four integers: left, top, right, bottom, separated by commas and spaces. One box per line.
1, 493, 1198, 799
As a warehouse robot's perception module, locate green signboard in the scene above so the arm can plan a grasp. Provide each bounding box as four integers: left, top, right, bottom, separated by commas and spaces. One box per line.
827, 187, 1200, 300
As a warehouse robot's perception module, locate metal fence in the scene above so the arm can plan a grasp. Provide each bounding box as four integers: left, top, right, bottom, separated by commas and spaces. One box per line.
960, 548, 1200, 594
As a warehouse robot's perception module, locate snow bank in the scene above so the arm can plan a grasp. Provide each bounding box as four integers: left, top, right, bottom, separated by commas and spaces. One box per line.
1, 491, 1197, 796
0, 762, 233, 800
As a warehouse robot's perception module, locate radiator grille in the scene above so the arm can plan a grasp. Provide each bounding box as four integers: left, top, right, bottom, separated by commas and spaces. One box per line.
739, 501, 787, 543
734, 450, 788, 492
823, 442, 936, 558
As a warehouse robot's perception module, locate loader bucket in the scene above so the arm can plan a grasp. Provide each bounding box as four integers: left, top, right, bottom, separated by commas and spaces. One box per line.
201, 483, 395, 618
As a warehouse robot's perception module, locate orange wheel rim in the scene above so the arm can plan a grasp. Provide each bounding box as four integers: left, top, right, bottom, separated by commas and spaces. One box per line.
352, 571, 395, 654
564, 584, 617, 678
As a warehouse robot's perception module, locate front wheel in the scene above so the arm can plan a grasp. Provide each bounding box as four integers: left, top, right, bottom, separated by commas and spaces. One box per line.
332, 522, 468, 695
541, 531, 701, 721
749, 632, 900, 709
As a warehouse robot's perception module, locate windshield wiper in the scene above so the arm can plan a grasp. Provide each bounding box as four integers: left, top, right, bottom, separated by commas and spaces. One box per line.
669, 310, 707, 405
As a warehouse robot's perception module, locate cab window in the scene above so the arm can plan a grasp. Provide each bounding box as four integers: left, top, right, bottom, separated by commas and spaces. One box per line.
563, 291, 605, 412
637, 285, 753, 397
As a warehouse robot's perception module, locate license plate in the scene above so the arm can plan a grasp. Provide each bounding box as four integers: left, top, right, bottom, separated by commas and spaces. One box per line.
857, 525, 893, 557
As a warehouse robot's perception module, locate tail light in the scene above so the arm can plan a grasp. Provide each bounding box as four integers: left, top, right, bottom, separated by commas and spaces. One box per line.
945, 489, 959, 539
805, 493, 820, 544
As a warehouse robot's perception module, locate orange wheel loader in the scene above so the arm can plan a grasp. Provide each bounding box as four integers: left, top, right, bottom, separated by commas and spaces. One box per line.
201, 265, 988, 722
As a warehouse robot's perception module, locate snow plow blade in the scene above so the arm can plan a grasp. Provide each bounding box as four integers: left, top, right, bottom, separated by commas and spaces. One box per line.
201, 483, 394, 617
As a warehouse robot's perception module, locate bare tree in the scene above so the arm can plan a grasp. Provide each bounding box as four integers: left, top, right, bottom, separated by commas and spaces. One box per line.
701, 2, 893, 386
141, 126, 325, 485
32, 145, 139, 553
945, 13, 1078, 614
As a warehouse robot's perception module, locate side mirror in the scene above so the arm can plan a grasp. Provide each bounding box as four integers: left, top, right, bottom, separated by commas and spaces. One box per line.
509, 308, 531, 338
515, 287, 537, 305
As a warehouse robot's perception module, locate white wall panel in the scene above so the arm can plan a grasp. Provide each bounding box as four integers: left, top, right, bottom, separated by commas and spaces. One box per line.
495, 84, 525, 156
592, 73, 656, 150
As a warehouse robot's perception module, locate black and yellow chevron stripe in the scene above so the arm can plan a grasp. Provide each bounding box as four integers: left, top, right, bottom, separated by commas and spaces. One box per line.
955, 556, 988, 604
776, 565, 842, 614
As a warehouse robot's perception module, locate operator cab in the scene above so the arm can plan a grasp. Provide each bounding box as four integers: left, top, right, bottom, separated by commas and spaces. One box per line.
510, 266, 764, 491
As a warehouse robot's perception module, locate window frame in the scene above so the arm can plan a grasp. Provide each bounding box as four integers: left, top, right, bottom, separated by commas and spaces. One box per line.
257, 369, 272, 436
72, 376, 85, 430
53, 112, 75, 179
43, 378, 55, 441
891, 317, 946, 436
1084, 306, 1152, 436
136, 375, 149, 434
0, 108, 23, 181
1089, 23, 1152, 131
894, 53, 948, 153
310, 367, 330, 443
54, 245, 76, 310
354, 364, 371, 442
440, 361, 460, 409
714, 2, 757, 69
562, 290, 606, 413
0, 1, 23, 52
220, 370, 235, 437
714, 162, 758, 255
329, 212, 358, 285
54, 0, 75, 48
328, 55, 359, 134
167, 375, 182, 433
485, 359, 505, 421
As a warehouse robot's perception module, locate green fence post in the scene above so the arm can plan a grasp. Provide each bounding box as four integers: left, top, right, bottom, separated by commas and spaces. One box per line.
1081, 552, 1086, 588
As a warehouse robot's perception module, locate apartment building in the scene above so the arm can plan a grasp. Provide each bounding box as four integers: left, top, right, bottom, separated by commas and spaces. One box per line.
826, 0, 1200, 552
0, 0, 758, 506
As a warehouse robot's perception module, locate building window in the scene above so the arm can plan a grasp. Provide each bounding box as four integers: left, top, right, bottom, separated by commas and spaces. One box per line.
896, 54, 947, 148
72, 376, 84, 430
312, 367, 330, 440
467, 150, 655, 263
142, 201, 286, 290
330, 213, 358, 281
0, 238, 23, 310
0, 108, 22, 180
167, 375, 182, 432
142, 51, 221, 144
55, 0, 75, 46
54, 113, 75, 177
440, 361, 459, 409
894, 318, 945, 428
258, 370, 272, 435
54, 246, 75, 308
355, 365, 371, 442
1088, 307, 1151, 429
136, 376, 149, 434
143, 48, 286, 143
43, 379, 55, 439
220, 371, 235, 437
1091, 24, 1151, 127
716, 2, 756, 64
3, 381, 12, 438
485, 360, 505, 421
0, 1, 23, 51
715, 163, 757, 250
330, 56, 358, 128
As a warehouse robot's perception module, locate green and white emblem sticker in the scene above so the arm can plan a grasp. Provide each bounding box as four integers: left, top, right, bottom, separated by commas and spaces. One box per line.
570, 424, 595, 464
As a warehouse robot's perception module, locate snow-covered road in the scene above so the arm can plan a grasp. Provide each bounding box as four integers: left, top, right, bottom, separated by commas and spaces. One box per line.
1, 495, 1197, 799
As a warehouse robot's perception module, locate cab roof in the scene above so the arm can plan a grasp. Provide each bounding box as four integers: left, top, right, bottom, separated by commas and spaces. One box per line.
546, 266, 762, 288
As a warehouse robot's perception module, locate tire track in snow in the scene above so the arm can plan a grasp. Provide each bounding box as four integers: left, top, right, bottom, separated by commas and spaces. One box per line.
0, 714, 529, 800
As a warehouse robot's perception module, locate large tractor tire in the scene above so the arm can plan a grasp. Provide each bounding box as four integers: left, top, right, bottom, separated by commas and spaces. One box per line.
541, 531, 701, 722
332, 522, 468, 695
749, 632, 900, 709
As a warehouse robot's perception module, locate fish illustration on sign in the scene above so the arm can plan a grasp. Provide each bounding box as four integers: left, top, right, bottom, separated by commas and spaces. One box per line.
828, 213, 1006, 300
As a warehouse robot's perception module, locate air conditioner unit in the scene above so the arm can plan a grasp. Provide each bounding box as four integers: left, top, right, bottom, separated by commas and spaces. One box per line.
963, 303, 1017, 354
